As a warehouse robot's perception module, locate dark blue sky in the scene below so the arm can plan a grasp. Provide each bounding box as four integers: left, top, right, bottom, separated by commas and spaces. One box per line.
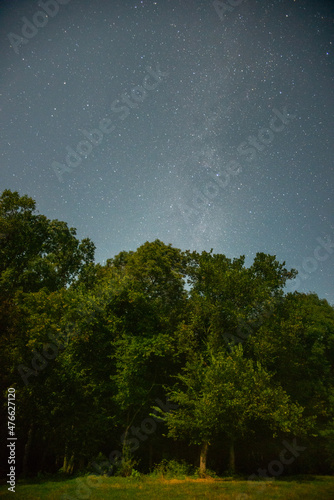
1, 0, 333, 303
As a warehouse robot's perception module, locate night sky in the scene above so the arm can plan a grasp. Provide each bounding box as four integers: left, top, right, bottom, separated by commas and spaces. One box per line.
1, 0, 333, 303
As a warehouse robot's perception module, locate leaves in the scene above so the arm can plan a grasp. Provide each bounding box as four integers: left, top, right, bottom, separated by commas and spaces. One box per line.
1, 189, 333, 476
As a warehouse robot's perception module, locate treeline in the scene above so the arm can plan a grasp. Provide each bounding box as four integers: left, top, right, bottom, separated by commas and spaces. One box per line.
0, 189, 334, 478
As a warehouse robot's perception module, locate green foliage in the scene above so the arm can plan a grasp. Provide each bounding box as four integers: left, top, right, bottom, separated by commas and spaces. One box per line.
0, 189, 333, 479
245, 292, 334, 442
183, 248, 296, 350
193, 466, 219, 478
114, 446, 140, 477
0, 189, 95, 295
151, 459, 193, 478
155, 344, 310, 452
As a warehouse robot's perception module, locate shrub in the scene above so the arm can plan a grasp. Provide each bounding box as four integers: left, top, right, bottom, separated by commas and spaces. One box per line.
151, 459, 193, 479
193, 466, 219, 479
114, 446, 140, 477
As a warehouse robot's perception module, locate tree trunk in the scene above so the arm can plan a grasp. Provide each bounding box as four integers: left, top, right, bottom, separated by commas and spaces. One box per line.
22, 424, 33, 477
229, 438, 235, 474
63, 443, 75, 474
69, 454, 75, 474
63, 453, 75, 474
199, 441, 209, 476
63, 445, 68, 472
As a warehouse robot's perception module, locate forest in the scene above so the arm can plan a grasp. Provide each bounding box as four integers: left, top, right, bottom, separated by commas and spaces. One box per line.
1, 188, 334, 481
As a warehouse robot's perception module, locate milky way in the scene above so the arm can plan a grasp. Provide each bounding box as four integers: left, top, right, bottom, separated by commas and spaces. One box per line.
0, 0, 333, 303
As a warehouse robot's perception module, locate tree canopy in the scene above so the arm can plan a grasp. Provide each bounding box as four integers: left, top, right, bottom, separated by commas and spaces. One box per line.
0, 189, 333, 478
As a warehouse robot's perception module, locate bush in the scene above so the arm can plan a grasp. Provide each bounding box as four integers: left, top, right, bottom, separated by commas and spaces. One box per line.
114, 446, 140, 477
193, 466, 219, 479
130, 468, 141, 479
151, 459, 193, 479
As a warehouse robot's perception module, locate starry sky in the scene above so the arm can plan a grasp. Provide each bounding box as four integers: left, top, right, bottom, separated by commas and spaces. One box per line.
0, 0, 333, 303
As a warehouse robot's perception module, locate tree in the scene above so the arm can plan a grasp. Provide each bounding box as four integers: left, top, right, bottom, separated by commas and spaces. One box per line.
106, 239, 189, 335
184, 249, 297, 349
105, 241, 189, 466
155, 344, 309, 475
0, 190, 96, 476
1, 193, 331, 477
245, 292, 334, 471
0, 189, 95, 296
150, 249, 302, 474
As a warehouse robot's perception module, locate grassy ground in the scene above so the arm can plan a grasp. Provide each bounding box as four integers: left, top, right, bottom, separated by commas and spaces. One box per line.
0, 475, 333, 499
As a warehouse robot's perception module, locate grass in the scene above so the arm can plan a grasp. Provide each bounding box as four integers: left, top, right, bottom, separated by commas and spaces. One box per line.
0, 475, 333, 499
